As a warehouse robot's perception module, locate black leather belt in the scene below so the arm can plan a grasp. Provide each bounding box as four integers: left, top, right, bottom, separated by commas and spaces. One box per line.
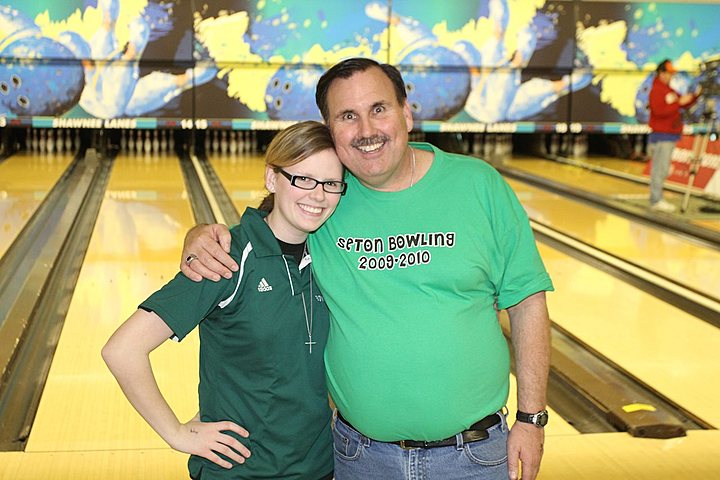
336, 412, 501, 450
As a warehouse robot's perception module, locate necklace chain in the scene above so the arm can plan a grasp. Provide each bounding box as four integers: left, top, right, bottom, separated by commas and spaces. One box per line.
300, 245, 315, 353
409, 147, 416, 188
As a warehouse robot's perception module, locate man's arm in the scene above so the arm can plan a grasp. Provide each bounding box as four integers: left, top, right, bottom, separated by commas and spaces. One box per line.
679, 85, 702, 108
506, 291, 551, 480
180, 224, 237, 281
649, 86, 681, 118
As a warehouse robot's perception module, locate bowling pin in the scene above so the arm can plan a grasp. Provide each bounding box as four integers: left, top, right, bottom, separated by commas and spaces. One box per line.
56, 129, 63, 152
65, 129, 72, 151
237, 131, 245, 153
144, 130, 152, 153
220, 130, 228, 154
46, 130, 56, 153
483, 134, 493, 157
229, 130, 238, 154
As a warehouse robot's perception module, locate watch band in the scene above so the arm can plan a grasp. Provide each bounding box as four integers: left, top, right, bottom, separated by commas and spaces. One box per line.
516, 409, 549, 427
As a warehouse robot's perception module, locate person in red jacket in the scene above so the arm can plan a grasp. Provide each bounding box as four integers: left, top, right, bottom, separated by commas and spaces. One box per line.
647, 59, 701, 212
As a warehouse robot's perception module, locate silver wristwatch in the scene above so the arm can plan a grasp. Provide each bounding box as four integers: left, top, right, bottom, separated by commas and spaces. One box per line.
516, 409, 549, 428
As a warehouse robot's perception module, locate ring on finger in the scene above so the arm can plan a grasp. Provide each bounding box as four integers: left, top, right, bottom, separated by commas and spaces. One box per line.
185, 253, 198, 266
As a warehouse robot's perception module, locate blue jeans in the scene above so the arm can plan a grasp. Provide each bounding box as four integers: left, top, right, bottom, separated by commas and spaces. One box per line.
332, 412, 509, 480
648, 140, 676, 205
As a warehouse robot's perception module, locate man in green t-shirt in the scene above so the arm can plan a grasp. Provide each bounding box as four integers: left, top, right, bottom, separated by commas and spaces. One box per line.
183, 58, 553, 480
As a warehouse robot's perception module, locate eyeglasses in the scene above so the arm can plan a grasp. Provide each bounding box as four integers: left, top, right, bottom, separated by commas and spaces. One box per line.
277, 169, 347, 195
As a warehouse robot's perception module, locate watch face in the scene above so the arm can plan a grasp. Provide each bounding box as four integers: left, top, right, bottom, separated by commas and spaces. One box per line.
536, 411, 549, 427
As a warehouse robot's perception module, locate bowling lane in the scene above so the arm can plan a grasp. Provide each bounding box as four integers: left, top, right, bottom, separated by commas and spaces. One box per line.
500, 159, 720, 424
539, 241, 720, 427
26, 152, 200, 452
0, 152, 74, 258
206, 153, 267, 219
503, 156, 720, 233
506, 157, 649, 197
503, 178, 720, 301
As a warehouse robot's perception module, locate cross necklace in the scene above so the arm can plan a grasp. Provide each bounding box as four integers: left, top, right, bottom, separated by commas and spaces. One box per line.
300, 248, 315, 353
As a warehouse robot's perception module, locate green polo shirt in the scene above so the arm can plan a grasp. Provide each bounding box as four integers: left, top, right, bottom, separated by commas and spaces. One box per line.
141, 208, 332, 479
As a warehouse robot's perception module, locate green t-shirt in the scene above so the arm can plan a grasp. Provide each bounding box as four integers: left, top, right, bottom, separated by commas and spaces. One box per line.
309, 143, 553, 442
142, 208, 332, 479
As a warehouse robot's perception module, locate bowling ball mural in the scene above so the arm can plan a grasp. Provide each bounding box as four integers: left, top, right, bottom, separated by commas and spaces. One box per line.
0, 5, 85, 116
399, 47, 471, 121
264, 66, 324, 121
0, 36, 84, 116
0, 0, 719, 127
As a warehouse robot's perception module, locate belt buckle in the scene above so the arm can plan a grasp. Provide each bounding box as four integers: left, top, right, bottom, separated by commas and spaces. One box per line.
399, 440, 422, 450
399, 439, 429, 449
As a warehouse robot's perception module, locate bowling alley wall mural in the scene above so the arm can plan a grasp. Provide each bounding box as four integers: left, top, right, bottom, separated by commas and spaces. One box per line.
1, 0, 719, 131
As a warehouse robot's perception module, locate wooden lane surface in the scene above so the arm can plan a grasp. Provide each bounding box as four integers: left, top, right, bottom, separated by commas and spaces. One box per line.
504, 177, 720, 301
538, 241, 720, 427
503, 157, 720, 424
539, 430, 720, 479
206, 153, 267, 219
7, 431, 720, 480
24, 152, 200, 453
0, 152, 73, 258
504, 156, 720, 233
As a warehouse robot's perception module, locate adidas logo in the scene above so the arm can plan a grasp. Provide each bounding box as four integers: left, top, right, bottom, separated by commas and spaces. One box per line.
257, 278, 273, 292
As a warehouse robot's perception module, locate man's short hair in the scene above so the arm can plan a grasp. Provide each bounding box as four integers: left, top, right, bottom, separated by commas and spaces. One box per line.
315, 57, 407, 122
656, 59, 676, 74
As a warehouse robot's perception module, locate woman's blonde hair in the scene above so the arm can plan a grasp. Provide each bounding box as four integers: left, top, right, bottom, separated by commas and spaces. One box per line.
258, 121, 336, 211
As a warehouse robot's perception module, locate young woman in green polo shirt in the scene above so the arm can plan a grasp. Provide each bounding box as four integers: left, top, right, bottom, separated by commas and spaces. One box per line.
102, 121, 345, 479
